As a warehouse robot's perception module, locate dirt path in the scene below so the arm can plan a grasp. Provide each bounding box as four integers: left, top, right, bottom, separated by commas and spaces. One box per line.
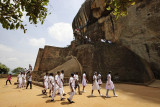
0, 78, 160, 107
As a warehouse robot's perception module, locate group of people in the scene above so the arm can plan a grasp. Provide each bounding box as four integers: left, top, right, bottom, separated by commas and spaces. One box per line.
17, 64, 33, 89
41, 70, 118, 103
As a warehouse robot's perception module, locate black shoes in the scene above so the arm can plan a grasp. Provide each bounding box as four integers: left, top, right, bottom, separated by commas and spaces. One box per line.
51, 99, 54, 102
61, 98, 65, 101
67, 98, 75, 103
63, 93, 66, 96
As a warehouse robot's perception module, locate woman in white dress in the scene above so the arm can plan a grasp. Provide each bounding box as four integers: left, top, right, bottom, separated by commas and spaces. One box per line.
91, 72, 102, 96
17, 72, 22, 88
22, 72, 26, 87
48, 73, 54, 97
82, 72, 87, 92
106, 71, 118, 97
98, 73, 102, 87
42, 72, 49, 95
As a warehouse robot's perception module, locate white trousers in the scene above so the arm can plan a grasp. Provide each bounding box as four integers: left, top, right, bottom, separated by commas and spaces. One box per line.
19, 81, 22, 88
69, 91, 75, 101
44, 82, 48, 90
51, 86, 63, 100
58, 83, 65, 94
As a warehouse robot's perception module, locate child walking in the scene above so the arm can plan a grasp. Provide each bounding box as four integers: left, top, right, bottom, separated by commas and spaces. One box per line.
91, 72, 102, 96
106, 71, 118, 97
42, 72, 49, 95
67, 73, 75, 103
51, 71, 64, 102
98, 73, 102, 88
6, 74, 12, 85
82, 71, 87, 92
48, 73, 54, 97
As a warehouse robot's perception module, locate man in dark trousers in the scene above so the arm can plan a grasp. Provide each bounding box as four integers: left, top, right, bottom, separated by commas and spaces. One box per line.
26, 73, 32, 89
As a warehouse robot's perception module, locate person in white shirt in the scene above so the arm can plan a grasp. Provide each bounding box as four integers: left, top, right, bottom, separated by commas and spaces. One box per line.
48, 73, 54, 97
67, 73, 75, 103
59, 70, 66, 96
42, 72, 49, 95
17, 72, 22, 88
22, 72, 26, 87
106, 71, 118, 97
74, 72, 81, 95
26, 73, 32, 89
51, 71, 64, 102
82, 71, 87, 92
98, 73, 102, 87
91, 72, 102, 96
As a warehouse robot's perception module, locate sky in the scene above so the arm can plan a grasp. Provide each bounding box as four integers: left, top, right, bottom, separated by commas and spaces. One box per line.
0, 0, 85, 71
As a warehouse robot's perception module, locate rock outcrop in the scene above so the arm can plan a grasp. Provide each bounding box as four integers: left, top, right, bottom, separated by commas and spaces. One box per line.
33, 0, 159, 84
72, 0, 160, 79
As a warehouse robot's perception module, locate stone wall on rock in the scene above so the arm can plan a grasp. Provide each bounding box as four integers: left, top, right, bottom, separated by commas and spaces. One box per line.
32, 45, 72, 81
33, 48, 44, 72
72, 0, 160, 79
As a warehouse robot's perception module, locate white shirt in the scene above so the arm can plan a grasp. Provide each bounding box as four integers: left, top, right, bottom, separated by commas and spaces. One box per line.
98, 74, 101, 79
55, 74, 61, 86
44, 75, 49, 82
22, 74, 26, 80
18, 74, 22, 80
74, 74, 79, 80
93, 75, 97, 81
28, 75, 32, 81
107, 74, 111, 82
60, 73, 64, 80
83, 73, 86, 80
69, 77, 74, 88
48, 76, 54, 84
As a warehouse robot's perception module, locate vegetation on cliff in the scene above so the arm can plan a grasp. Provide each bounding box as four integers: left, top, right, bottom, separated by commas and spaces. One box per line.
105, 0, 135, 19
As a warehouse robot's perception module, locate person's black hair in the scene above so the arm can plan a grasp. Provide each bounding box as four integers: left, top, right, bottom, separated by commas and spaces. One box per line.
46, 72, 48, 75
57, 71, 60, 74
84, 71, 86, 74
49, 73, 53, 76
61, 70, 64, 73
71, 73, 74, 77
109, 71, 112, 74
76, 72, 78, 74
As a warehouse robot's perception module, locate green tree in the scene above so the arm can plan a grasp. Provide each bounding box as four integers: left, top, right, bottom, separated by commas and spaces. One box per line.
12, 67, 24, 74
0, 63, 10, 74
105, 0, 135, 19
0, 0, 49, 33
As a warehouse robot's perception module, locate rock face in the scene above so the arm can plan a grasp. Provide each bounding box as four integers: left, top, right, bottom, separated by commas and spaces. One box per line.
33, 0, 159, 83
72, 0, 160, 80
33, 42, 154, 83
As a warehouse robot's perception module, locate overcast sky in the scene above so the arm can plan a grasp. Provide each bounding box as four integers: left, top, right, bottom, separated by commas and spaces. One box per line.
0, 0, 85, 70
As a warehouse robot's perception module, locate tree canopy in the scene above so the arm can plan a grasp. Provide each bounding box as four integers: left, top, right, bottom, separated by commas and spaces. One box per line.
105, 0, 135, 19
12, 67, 24, 74
0, 0, 49, 33
0, 63, 10, 74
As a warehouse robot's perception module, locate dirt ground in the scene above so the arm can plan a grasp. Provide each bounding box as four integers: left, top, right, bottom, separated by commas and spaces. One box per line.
0, 77, 160, 107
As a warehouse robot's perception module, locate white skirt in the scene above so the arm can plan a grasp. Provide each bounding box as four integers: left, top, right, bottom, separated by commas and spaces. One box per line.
106, 81, 114, 89
98, 79, 102, 84
44, 82, 48, 90
92, 81, 100, 90
48, 83, 53, 90
82, 79, 87, 86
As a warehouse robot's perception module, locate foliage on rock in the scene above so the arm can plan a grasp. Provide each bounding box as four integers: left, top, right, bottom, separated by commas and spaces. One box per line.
105, 0, 135, 19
